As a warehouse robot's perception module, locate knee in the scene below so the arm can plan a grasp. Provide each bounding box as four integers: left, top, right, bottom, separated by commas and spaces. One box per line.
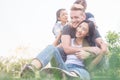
46, 45, 56, 50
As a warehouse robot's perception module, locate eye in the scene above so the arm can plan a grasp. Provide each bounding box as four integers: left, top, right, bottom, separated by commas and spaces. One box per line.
81, 27, 87, 32
78, 25, 81, 28
70, 17, 73, 19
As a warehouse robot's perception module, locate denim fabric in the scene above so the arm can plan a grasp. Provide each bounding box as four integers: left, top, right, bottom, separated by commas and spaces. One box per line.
66, 64, 90, 80
36, 45, 56, 67
57, 47, 66, 62
36, 45, 68, 70
36, 45, 90, 80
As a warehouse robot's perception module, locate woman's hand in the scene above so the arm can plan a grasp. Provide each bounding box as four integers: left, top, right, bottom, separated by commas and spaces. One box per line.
75, 50, 90, 60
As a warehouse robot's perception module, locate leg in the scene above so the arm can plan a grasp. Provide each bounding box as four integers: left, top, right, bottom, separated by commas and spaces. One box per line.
87, 53, 104, 71
52, 47, 68, 70
85, 53, 109, 71
20, 45, 58, 77
66, 64, 90, 80
51, 47, 66, 67
57, 47, 67, 62
96, 55, 109, 70
33, 45, 58, 69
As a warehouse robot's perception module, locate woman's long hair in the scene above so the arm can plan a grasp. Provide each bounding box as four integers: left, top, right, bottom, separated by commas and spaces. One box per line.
78, 20, 96, 46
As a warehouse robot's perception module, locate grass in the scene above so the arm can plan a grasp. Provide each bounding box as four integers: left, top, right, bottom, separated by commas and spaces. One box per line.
0, 56, 120, 80
0, 52, 120, 80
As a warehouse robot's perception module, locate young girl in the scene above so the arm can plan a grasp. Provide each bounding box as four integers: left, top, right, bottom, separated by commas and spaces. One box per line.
52, 8, 68, 46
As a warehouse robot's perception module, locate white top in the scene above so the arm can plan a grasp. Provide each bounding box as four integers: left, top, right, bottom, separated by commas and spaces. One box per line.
65, 38, 84, 67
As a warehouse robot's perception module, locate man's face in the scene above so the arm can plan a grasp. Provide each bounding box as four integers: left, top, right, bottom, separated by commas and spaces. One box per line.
70, 10, 85, 28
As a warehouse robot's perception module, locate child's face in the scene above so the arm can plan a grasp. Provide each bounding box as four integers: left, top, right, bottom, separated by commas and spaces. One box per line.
58, 10, 68, 23
75, 22, 89, 38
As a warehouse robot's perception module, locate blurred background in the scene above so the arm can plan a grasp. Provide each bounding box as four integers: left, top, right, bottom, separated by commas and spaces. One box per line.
0, 0, 120, 58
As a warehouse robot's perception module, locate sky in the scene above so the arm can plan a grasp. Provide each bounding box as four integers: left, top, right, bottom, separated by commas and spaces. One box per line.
0, 0, 120, 58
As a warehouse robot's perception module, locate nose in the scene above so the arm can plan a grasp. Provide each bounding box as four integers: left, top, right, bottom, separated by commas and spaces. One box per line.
65, 14, 68, 17
71, 19, 76, 24
64, 14, 68, 21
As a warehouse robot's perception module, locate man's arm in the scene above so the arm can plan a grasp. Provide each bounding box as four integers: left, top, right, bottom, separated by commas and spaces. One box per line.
61, 34, 103, 55
61, 35, 104, 55
95, 37, 108, 54
61, 35, 80, 54
81, 47, 101, 55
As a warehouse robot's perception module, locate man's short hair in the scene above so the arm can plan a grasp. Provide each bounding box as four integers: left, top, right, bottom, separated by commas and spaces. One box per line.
71, 4, 84, 12
73, 0, 87, 11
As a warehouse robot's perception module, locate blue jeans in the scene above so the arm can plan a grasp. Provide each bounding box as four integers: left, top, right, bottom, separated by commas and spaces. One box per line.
36, 45, 68, 70
36, 45, 90, 80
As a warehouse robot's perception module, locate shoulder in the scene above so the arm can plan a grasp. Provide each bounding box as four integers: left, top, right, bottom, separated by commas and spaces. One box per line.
53, 22, 61, 27
85, 12, 94, 18
85, 12, 96, 22
62, 25, 74, 35
52, 22, 62, 31
63, 25, 72, 30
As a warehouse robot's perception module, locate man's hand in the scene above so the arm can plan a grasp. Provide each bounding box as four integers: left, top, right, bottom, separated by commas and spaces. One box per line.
95, 37, 108, 54
75, 50, 90, 60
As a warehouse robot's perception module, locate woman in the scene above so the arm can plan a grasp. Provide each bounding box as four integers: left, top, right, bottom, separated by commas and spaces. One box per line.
72, 0, 109, 70
52, 8, 68, 46
64, 20, 101, 80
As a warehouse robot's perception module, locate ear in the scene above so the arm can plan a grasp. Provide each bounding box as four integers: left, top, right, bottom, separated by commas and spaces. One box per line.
82, 13, 86, 20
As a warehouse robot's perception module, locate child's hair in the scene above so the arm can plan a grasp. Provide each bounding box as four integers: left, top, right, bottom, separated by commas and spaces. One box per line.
78, 20, 96, 46
55, 8, 66, 23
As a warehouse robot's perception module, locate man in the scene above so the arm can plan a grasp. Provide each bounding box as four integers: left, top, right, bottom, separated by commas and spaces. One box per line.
73, 0, 99, 29
20, 5, 108, 78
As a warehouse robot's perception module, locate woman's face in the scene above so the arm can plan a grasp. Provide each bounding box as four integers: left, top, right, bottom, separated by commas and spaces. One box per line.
75, 22, 89, 38
58, 10, 68, 23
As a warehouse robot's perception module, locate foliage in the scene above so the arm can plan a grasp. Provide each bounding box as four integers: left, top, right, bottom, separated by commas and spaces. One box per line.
92, 31, 120, 80
105, 31, 120, 79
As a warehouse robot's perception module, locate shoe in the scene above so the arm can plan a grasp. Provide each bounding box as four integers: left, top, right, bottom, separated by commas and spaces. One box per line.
20, 64, 35, 78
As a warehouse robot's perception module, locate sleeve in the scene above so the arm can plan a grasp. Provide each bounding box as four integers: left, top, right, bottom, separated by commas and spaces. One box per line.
62, 25, 71, 35
52, 23, 61, 38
